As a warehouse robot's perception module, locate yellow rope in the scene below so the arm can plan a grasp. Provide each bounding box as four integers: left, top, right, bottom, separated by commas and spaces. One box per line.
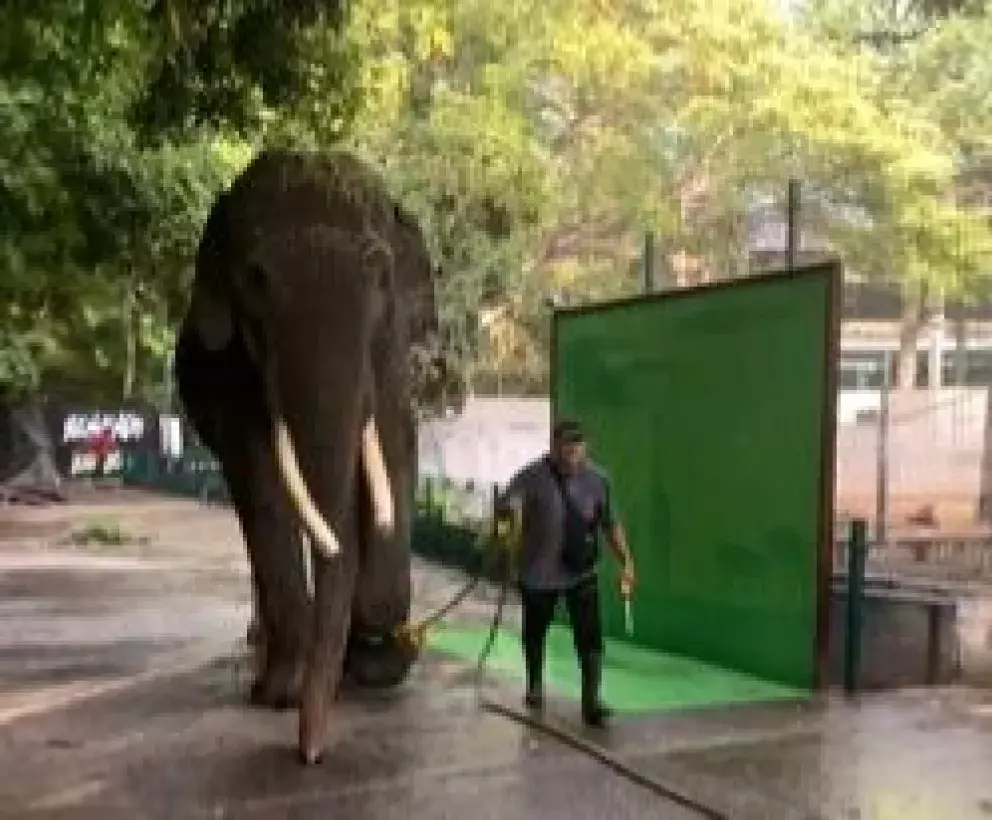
393, 501, 522, 651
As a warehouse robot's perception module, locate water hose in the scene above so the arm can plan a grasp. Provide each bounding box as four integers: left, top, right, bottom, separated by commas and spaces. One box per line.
400, 503, 731, 820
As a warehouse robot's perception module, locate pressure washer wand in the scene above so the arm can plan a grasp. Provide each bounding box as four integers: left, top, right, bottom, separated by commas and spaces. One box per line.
620, 577, 634, 636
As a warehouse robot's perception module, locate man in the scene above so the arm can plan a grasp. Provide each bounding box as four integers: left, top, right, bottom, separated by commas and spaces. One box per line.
495, 419, 636, 727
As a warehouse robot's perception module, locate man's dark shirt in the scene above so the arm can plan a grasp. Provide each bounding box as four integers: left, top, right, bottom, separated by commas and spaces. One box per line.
496, 454, 614, 591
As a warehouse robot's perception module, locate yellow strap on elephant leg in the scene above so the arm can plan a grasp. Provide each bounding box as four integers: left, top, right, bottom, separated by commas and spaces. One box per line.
393, 620, 429, 652
390, 511, 521, 655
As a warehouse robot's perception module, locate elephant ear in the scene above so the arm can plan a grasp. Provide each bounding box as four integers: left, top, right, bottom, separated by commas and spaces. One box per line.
190, 283, 233, 351
390, 203, 436, 309
190, 189, 236, 351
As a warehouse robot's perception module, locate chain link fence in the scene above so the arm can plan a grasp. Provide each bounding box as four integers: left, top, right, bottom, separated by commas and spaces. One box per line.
36, 369, 992, 582
837, 387, 992, 582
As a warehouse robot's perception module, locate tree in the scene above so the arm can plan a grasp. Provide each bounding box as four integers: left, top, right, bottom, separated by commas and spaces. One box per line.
801, 0, 992, 384
4, 0, 989, 404
336, 0, 559, 394
0, 2, 353, 402
334, 0, 992, 393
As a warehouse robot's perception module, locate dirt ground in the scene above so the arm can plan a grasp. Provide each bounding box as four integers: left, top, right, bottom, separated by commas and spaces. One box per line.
3, 489, 992, 820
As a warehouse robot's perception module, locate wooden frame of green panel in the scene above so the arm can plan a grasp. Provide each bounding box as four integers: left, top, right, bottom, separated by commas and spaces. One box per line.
551, 262, 840, 691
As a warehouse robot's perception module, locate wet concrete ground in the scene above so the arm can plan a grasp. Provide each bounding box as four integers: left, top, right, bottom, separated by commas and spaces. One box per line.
2, 495, 992, 819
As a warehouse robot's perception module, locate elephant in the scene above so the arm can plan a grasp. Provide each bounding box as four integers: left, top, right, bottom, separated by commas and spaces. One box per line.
174, 148, 446, 764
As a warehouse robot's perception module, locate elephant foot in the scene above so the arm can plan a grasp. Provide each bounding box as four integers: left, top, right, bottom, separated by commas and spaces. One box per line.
343, 630, 420, 689
248, 654, 304, 711
298, 671, 333, 766
298, 747, 323, 766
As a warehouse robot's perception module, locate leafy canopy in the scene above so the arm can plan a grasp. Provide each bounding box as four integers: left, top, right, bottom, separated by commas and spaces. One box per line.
2, 0, 990, 399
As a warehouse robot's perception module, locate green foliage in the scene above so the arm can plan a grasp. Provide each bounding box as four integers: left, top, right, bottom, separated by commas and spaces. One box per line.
133, 0, 352, 138
803, 0, 992, 297
339, 0, 992, 390
0, 320, 42, 395
0, 2, 333, 399
68, 520, 149, 548
1, 0, 991, 400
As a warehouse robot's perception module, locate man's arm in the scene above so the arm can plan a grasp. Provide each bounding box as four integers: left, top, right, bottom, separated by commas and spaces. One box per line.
495, 470, 526, 513
607, 521, 633, 567
492, 467, 531, 553
494, 465, 531, 517
600, 477, 634, 571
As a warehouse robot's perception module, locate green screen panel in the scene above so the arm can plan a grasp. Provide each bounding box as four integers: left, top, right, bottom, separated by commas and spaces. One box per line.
552, 266, 836, 690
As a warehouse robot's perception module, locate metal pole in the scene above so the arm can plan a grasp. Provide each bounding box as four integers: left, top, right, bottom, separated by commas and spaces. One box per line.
786, 179, 801, 270
643, 231, 655, 293
164, 339, 175, 414
844, 518, 867, 695
490, 481, 500, 583
875, 368, 890, 548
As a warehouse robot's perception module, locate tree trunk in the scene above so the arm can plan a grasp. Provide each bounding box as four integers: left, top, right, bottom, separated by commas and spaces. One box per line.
979, 377, 992, 524
896, 283, 926, 390
0, 397, 65, 502
953, 315, 968, 386
122, 286, 137, 401
927, 290, 946, 392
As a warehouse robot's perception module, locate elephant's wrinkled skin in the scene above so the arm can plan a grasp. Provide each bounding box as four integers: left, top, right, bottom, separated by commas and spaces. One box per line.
175, 150, 441, 763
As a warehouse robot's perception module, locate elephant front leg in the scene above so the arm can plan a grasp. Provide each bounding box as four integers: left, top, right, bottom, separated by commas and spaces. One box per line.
299, 540, 359, 765
343, 387, 418, 690
246, 515, 311, 709
344, 442, 417, 690
226, 439, 312, 710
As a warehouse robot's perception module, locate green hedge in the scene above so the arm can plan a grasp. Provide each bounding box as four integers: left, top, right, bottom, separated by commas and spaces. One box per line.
121, 448, 230, 503
412, 476, 505, 582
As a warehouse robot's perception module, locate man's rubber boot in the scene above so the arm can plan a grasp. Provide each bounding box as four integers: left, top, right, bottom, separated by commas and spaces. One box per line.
524, 644, 545, 710
580, 653, 612, 728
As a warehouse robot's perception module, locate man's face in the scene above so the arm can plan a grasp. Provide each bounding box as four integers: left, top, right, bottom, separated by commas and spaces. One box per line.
554, 439, 586, 474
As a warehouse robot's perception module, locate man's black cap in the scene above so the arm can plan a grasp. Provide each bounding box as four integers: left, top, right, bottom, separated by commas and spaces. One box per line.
552, 418, 584, 444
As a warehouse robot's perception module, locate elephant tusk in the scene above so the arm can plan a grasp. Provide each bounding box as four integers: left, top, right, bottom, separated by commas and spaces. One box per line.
361, 414, 395, 535
273, 417, 342, 558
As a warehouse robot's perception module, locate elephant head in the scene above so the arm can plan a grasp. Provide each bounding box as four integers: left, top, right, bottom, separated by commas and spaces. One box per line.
189, 155, 407, 560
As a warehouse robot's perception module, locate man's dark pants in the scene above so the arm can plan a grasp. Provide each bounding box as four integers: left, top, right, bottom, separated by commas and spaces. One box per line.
520, 574, 606, 718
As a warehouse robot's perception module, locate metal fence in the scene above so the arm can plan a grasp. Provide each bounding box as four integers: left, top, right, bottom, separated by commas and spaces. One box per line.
836, 388, 991, 538
121, 447, 230, 504
835, 387, 992, 582
77, 389, 990, 581
425, 393, 992, 581
115, 438, 500, 576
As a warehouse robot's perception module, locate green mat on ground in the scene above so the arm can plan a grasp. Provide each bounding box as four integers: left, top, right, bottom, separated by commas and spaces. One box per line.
428, 622, 807, 713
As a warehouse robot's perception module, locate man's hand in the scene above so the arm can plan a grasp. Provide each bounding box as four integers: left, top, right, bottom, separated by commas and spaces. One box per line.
619, 561, 636, 596
606, 522, 635, 594
492, 494, 523, 553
